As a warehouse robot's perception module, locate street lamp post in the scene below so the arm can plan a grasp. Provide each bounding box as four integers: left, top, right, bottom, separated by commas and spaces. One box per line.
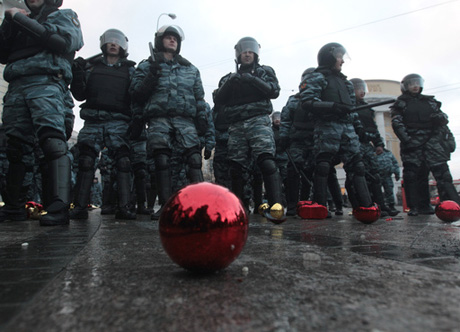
156, 13, 177, 31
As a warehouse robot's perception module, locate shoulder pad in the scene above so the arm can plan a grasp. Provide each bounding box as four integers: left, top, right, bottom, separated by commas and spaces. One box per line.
176, 55, 191, 66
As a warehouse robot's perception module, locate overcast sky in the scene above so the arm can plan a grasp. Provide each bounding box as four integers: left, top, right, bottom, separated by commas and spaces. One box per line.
64, 0, 460, 177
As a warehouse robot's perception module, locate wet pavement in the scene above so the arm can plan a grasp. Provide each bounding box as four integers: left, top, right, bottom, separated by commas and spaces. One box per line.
1, 207, 460, 331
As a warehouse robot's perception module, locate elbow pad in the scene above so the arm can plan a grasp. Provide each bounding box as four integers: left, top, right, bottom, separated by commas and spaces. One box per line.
12, 13, 66, 53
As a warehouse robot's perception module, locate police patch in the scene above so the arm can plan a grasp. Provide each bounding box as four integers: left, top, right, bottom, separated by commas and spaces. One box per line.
72, 15, 80, 27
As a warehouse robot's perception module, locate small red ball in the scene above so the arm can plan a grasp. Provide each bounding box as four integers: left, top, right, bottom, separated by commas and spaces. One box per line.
353, 205, 381, 224
435, 200, 460, 222
159, 182, 249, 273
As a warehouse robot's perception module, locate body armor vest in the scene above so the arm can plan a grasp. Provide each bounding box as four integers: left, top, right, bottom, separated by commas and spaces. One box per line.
321, 74, 352, 105
84, 62, 132, 114
403, 97, 434, 129
355, 104, 377, 133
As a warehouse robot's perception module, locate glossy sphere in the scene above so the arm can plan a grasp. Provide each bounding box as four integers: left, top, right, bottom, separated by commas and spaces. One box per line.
435, 200, 460, 222
296, 201, 328, 220
353, 205, 381, 224
159, 182, 249, 273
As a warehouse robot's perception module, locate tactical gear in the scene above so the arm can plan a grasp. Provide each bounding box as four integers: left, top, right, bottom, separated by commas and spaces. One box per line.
154, 25, 185, 54
84, 61, 133, 115
317, 42, 347, 68
401, 73, 424, 93
235, 37, 260, 63
100, 29, 129, 57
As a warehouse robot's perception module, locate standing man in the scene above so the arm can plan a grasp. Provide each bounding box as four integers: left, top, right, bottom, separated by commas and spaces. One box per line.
376, 148, 400, 215
214, 37, 285, 221
129, 25, 206, 220
300, 43, 373, 212
351, 78, 394, 217
391, 73, 459, 216
0, 0, 83, 225
70, 28, 136, 220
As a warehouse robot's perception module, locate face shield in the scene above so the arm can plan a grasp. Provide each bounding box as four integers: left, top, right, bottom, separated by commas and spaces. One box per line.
100, 29, 128, 53
402, 76, 424, 92
157, 25, 185, 41
234, 37, 260, 62
350, 79, 368, 95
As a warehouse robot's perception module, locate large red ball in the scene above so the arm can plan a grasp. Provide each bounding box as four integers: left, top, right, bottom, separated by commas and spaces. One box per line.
435, 200, 460, 222
353, 205, 381, 224
159, 182, 249, 272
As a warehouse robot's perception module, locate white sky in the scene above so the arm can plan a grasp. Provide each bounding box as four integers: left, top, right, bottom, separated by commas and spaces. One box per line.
64, 0, 460, 177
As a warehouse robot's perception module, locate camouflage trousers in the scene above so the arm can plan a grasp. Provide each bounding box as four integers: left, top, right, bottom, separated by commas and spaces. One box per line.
228, 115, 275, 170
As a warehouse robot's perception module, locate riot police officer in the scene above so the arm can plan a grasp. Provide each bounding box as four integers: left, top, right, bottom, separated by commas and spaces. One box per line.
300, 43, 373, 211
350, 78, 395, 217
0, 0, 83, 225
391, 73, 459, 216
214, 37, 285, 221
129, 25, 206, 220
70, 28, 136, 220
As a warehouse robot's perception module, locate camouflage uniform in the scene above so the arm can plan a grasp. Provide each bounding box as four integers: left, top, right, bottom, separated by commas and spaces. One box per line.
98, 147, 117, 214
0, 125, 8, 202
90, 178, 102, 207
214, 61, 283, 211
355, 99, 391, 214
375, 149, 400, 208
129, 39, 206, 219
212, 103, 232, 190
129, 134, 150, 214
0, 2, 83, 224
300, 68, 372, 208
391, 92, 459, 213
280, 94, 315, 214
70, 53, 136, 220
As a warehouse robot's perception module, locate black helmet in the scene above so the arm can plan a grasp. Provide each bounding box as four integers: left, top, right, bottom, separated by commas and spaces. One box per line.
350, 78, 368, 93
401, 73, 424, 93
234, 37, 260, 64
154, 25, 185, 54
26, 0, 63, 10
100, 29, 129, 57
301, 67, 315, 82
317, 42, 347, 68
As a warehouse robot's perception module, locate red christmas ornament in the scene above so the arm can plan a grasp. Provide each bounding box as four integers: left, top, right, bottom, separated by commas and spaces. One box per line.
296, 201, 328, 219
435, 200, 460, 222
159, 182, 249, 273
353, 204, 381, 224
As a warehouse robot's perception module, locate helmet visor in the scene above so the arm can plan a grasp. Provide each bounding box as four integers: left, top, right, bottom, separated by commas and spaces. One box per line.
235, 39, 260, 59
157, 25, 185, 41
330, 45, 348, 61
404, 77, 424, 90
100, 30, 128, 51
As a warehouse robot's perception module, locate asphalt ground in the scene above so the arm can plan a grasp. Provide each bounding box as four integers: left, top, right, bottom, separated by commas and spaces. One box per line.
1, 207, 460, 332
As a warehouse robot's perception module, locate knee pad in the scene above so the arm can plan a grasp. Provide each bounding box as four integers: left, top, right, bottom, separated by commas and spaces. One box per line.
41, 138, 67, 161
353, 161, 366, 177
316, 161, 330, 177
115, 145, 130, 161
79, 154, 95, 172
6, 137, 25, 164
116, 156, 131, 173
432, 164, 453, 183
134, 168, 147, 180
154, 154, 170, 171
187, 152, 202, 170
257, 154, 277, 176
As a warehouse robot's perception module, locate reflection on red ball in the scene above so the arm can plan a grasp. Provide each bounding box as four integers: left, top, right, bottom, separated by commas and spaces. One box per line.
435, 200, 460, 222
353, 205, 381, 224
159, 182, 249, 273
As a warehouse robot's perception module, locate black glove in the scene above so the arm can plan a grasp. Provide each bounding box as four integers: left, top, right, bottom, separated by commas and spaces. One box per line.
229, 73, 241, 82
240, 73, 255, 83
128, 118, 145, 140
279, 137, 290, 151
65, 118, 74, 141
395, 173, 400, 181
73, 56, 87, 70
195, 117, 207, 135
204, 148, 212, 160
149, 61, 162, 76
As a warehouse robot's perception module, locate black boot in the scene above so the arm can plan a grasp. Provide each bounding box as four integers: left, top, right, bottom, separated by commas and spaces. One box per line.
151, 154, 172, 221
101, 175, 117, 215
388, 204, 400, 216
134, 168, 150, 215
40, 153, 71, 226
368, 177, 389, 218
313, 162, 330, 207
70, 153, 95, 220
0, 160, 28, 222
286, 166, 300, 216
115, 170, 136, 220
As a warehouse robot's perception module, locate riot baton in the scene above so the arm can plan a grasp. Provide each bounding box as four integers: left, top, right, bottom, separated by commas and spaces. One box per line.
353, 99, 396, 112
286, 149, 312, 187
